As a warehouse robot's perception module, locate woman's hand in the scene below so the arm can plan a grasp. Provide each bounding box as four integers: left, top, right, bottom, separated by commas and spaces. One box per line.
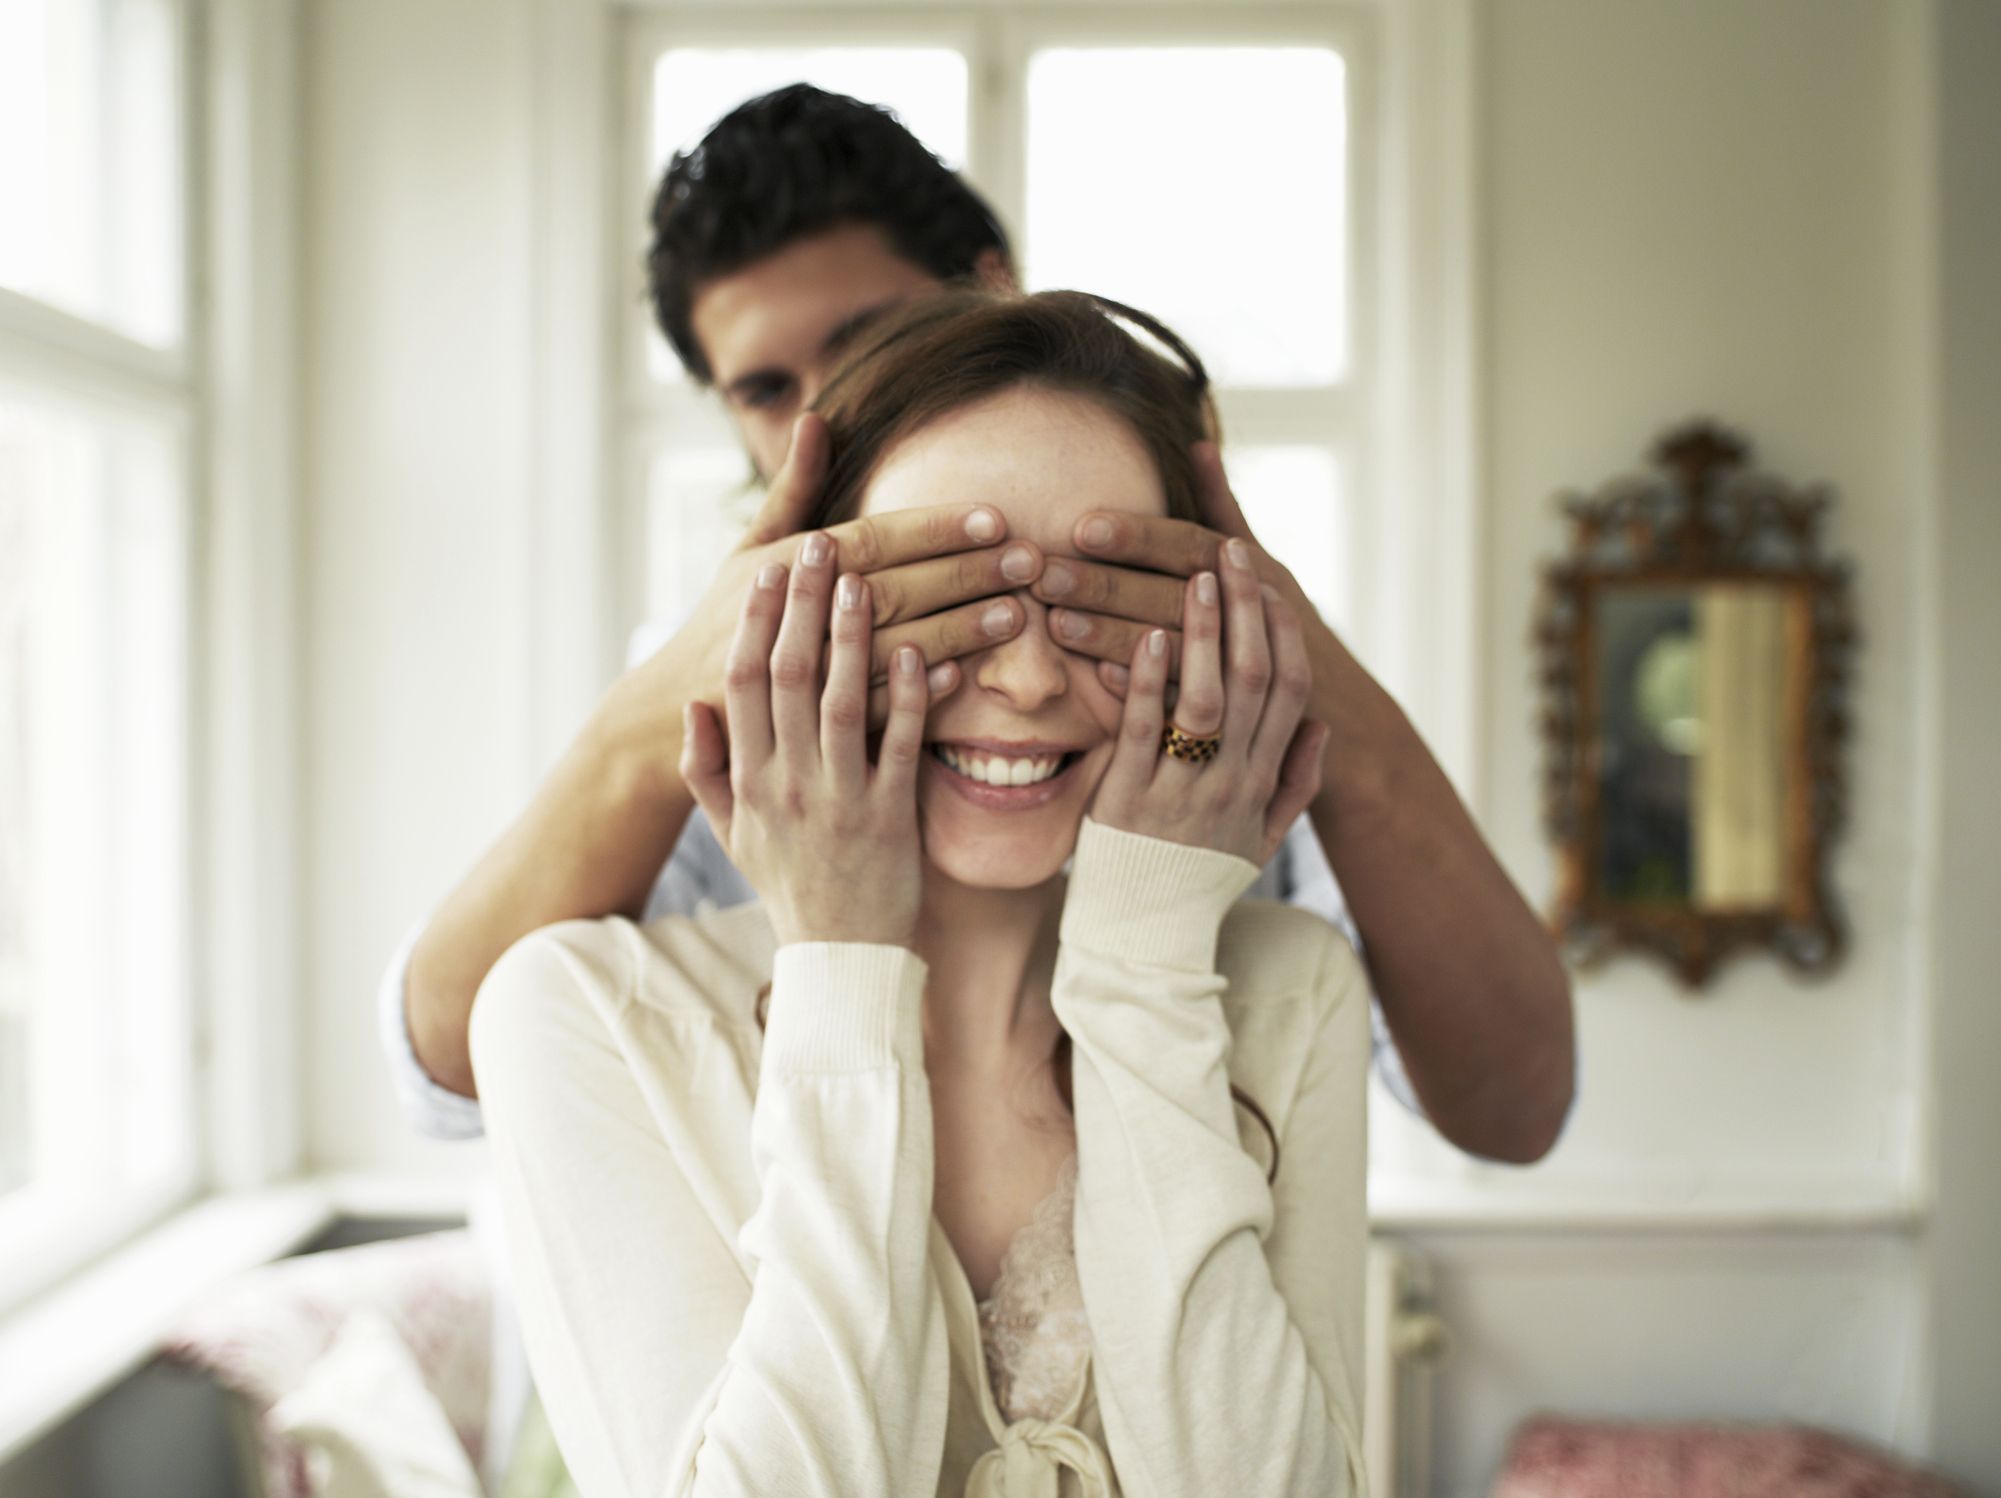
680, 531, 934, 949
1088, 537, 1330, 866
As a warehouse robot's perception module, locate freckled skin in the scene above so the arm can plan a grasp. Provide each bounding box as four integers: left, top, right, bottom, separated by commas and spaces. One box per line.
858, 387, 1168, 890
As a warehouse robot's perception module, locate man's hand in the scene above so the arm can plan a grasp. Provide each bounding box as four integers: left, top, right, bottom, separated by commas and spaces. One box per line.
599, 413, 1046, 803
1032, 440, 1346, 733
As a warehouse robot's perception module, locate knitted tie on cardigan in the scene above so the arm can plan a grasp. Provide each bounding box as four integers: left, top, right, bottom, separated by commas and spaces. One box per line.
963, 1416, 1114, 1498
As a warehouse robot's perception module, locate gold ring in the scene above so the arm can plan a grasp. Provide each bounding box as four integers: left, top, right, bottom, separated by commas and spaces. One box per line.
1160, 723, 1222, 763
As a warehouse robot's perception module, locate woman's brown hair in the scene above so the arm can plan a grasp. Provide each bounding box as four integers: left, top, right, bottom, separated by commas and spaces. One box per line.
758, 288, 1279, 1185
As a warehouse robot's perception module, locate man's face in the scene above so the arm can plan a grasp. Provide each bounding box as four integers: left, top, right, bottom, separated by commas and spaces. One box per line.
688, 222, 945, 481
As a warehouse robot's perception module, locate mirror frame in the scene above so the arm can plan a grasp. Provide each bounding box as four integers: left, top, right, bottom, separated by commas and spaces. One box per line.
1534, 420, 1858, 987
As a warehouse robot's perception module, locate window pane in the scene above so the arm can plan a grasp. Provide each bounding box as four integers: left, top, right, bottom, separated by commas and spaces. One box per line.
1224, 446, 1348, 634
644, 445, 760, 631
0, 393, 191, 1243
644, 47, 970, 380
0, 0, 185, 346
1027, 48, 1346, 387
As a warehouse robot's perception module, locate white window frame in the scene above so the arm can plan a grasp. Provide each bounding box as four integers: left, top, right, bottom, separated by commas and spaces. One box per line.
0, 0, 302, 1317
0, 0, 202, 1315
611, 2, 1402, 678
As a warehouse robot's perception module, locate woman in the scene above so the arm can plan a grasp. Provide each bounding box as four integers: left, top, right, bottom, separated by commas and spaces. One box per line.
470, 291, 1370, 1496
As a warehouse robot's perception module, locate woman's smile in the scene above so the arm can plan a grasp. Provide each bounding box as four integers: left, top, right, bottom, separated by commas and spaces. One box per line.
923, 737, 1093, 810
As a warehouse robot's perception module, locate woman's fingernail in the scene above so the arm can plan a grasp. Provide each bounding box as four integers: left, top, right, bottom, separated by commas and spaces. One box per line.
837, 573, 863, 610
1196, 571, 1218, 606
1079, 517, 1115, 549
1148, 629, 1167, 658
1103, 663, 1130, 689
1040, 560, 1075, 597
898, 645, 920, 675
966, 508, 1000, 541
1000, 544, 1037, 583
982, 601, 1016, 636
757, 562, 786, 591
927, 663, 956, 692
1054, 610, 1090, 641
1261, 582, 1280, 602
1225, 538, 1252, 569
801, 532, 831, 567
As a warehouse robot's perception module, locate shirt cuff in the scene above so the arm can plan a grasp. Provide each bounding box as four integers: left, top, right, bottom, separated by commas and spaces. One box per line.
376, 919, 487, 1140
761, 943, 929, 1074
1059, 817, 1263, 972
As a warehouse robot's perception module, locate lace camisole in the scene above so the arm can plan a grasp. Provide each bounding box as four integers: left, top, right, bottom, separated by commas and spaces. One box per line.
973, 1149, 1092, 1424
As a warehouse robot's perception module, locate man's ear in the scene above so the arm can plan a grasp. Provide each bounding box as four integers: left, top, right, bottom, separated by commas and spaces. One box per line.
973, 247, 1017, 292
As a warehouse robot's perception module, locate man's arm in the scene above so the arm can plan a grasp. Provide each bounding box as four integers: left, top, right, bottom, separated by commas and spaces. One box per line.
1032, 444, 1576, 1164
400, 416, 1048, 1100
404, 702, 695, 1099
1295, 629, 1575, 1164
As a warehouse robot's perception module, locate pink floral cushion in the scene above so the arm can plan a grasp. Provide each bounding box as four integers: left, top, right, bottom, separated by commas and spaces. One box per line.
162, 1231, 490, 1498
1492, 1417, 1966, 1498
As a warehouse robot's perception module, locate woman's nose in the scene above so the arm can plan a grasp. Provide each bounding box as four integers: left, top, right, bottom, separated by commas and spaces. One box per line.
971, 593, 1072, 710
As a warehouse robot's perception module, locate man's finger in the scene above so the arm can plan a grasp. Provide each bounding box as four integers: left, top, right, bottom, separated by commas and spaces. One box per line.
1073, 509, 1224, 580
1032, 555, 1185, 628
866, 595, 1024, 678
868, 540, 1042, 626
1046, 607, 1182, 673
742, 413, 830, 546
828, 503, 1007, 576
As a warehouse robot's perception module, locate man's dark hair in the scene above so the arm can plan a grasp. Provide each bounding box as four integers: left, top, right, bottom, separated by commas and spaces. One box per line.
646, 83, 1012, 384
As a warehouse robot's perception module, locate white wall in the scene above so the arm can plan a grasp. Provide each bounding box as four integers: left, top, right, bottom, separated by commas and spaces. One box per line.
294, 0, 1995, 1489
300, 0, 541, 1174
1921, 0, 2001, 1487
1366, 1, 1983, 1491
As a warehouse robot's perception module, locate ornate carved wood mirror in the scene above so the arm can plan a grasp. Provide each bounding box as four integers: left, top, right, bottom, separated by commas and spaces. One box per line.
1534, 420, 1857, 986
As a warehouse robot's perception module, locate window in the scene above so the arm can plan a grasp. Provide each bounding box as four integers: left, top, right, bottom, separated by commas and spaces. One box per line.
616, 6, 1371, 650
0, 0, 197, 1313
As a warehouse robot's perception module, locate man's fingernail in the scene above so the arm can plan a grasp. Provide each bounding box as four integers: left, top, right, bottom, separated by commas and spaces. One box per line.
1225, 538, 1252, 569
1000, 544, 1037, 583
756, 563, 786, 591
1148, 629, 1167, 658
928, 663, 956, 692
1040, 560, 1075, 597
966, 509, 1000, 542
897, 645, 920, 675
837, 574, 863, 610
1196, 571, 1218, 605
801, 532, 831, 567
1103, 663, 1130, 689
1261, 582, 1280, 602
1079, 518, 1114, 549
1055, 610, 1090, 641
982, 601, 1016, 636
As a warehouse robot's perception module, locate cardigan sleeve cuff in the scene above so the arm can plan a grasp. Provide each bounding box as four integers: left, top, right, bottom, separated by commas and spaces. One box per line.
1059, 817, 1262, 972
762, 942, 929, 1074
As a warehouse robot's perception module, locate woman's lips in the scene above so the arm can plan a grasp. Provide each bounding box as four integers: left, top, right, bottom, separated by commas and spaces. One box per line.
923, 746, 1084, 811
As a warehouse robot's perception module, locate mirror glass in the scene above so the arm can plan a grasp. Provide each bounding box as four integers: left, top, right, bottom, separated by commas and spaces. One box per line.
1593, 582, 1796, 910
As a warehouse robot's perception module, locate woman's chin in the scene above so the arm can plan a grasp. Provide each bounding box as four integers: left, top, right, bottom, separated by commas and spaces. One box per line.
914, 746, 1104, 889
920, 824, 1078, 890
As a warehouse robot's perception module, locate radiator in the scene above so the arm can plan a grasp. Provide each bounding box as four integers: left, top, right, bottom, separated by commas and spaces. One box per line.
1363, 1239, 1450, 1498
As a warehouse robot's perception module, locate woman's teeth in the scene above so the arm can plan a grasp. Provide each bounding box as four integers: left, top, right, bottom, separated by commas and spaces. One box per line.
932, 744, 1069, 786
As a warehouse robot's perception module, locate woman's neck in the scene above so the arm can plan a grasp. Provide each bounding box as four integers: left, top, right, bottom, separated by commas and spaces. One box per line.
912, 868, 1066, 1074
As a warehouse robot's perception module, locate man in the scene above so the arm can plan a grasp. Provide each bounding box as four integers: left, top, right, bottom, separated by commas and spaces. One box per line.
381, 84, 1573, 1168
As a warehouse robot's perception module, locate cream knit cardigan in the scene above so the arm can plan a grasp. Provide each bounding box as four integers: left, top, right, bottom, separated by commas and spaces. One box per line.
470, 817, 1370, 1497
